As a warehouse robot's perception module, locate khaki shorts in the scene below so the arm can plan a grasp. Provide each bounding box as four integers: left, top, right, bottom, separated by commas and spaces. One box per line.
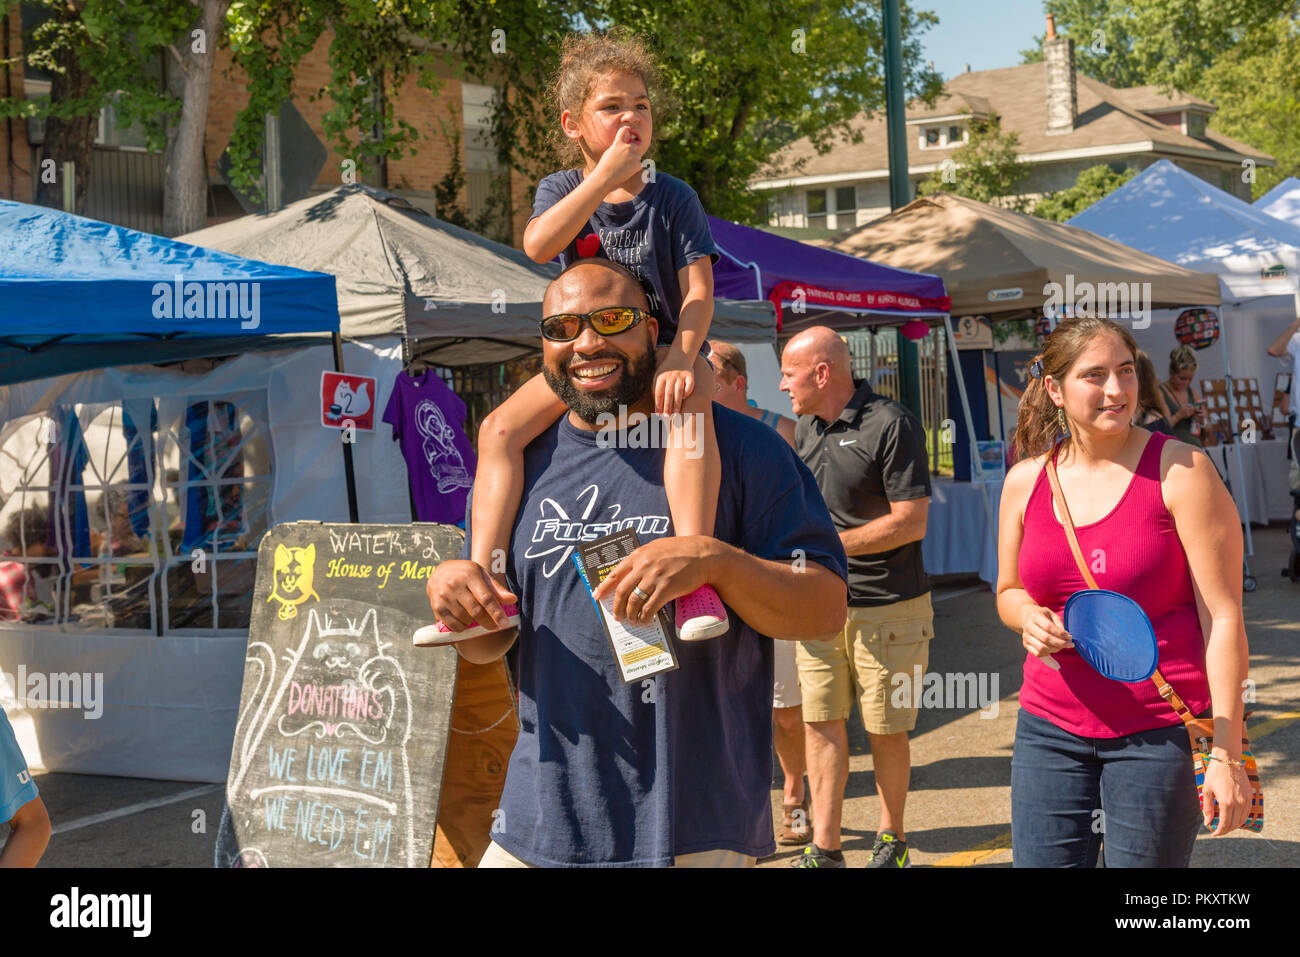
478, 841, 755, 869
773, 638, 802, 710
796, 592, 934, 734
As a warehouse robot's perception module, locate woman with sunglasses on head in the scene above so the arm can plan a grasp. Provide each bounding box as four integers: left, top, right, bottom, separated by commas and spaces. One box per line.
995, 317, 1253, 867
447, 30, 728, 644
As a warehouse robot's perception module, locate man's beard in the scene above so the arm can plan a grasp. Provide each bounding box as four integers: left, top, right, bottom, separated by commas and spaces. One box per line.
541, 332, 659, 425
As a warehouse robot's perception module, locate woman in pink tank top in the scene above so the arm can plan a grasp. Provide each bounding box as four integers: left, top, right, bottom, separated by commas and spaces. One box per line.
996, 317, 1252, 867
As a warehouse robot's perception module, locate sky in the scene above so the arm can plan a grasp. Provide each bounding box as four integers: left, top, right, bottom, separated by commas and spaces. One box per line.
915, 0, 1049, 80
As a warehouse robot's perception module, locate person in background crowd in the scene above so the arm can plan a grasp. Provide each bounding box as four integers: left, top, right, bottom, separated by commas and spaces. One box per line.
709, 341, 797, 446
780, 326, 933, 869
0, 704, 50, 867
1134, 351, 1175, 435
708, 340, 808, 845
998, 317, 1251, 867
1266, 315, 1300, 509
1160, 345, 1207, 449
0, 506, 49, 622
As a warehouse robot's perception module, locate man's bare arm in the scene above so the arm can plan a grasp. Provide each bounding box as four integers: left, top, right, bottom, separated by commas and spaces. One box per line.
838, 498, 928, 557
594, 536, 846, 640
1267, 317, 1300, 357
710, 541, 847, 639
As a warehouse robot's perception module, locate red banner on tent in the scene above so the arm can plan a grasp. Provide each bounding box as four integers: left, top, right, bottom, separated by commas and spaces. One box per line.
767, 281, 951, 330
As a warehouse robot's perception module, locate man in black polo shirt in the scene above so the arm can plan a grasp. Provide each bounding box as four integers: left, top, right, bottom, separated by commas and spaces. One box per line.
779, 326, 933, 869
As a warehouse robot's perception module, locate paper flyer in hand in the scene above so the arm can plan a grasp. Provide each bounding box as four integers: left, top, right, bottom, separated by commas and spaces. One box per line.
573, 529, 678, 684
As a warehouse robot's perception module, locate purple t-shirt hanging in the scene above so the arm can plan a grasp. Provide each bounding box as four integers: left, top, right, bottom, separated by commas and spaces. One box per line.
530, 169, 716, 341
382, 370, 476, 524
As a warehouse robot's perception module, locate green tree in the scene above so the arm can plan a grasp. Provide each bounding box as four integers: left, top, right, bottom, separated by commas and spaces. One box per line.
586, 1, 943, 222
1019, 0, 1144, 89
1018, 0, 1297, 93
1195, 16, 1300, 197
0, 0, 191, 215
224, 0, 455, 203
1032, 163, 1135, 221
2, 1, 241, 234
445, 2, 944, 224
916, 114, 1027, 208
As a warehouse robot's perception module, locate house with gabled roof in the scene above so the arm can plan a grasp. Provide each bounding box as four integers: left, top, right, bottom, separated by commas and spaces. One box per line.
753, 15, 1274, 237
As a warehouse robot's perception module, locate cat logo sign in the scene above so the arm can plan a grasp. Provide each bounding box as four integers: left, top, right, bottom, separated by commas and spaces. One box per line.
321, 371, 376, 431
268, 543, 320, 620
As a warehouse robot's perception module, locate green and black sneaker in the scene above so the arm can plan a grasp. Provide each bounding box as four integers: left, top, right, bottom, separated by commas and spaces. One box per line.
866, 831, 910, 868
788, 844, 846, 868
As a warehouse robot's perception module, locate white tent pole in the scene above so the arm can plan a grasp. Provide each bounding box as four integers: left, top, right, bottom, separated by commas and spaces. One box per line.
1217, 309, 1254, 557
943, 314, 995, 538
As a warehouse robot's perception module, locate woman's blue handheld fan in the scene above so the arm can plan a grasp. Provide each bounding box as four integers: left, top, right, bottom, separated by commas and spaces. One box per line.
1062, 589, 1158, 683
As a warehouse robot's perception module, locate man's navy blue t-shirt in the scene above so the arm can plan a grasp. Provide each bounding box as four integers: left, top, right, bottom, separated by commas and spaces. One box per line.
530, 170, 717, 341
462, 405, 846, 866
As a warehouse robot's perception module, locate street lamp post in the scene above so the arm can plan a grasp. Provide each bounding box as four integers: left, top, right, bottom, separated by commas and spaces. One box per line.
883, 0, 923, 418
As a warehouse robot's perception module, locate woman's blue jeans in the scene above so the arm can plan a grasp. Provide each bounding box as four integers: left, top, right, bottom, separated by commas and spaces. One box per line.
1011, 708, 1201, 867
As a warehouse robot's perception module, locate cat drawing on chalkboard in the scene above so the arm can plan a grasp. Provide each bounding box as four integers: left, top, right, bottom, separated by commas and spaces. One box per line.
313, 638, 364, 672
268, 543, 319, 619
280, 608, 409, 748
269, 607, 418, 865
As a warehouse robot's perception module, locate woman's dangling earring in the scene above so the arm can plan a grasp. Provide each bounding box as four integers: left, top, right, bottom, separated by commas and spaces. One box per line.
1057, 406, 1068, 435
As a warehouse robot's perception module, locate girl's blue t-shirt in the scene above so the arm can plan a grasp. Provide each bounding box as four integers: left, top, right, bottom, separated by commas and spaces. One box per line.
530, 169, 717, 343
463, 405, 847, 866
1, 707, 38, 823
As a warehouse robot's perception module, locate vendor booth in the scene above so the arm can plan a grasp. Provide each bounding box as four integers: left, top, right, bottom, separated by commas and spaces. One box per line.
0, 198, 363, 783
709, 215, 950, 417
834, 192, 1223, 582
1070, 160, 1299, 525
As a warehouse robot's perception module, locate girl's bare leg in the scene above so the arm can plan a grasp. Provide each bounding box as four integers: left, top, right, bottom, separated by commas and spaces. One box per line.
661, 353, 728, 640
663, 353, 720, 538
469, 374, 567, 594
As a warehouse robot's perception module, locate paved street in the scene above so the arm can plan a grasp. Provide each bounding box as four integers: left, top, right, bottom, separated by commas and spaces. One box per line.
9, 528, 1297, 869
761, 525, 1299, 868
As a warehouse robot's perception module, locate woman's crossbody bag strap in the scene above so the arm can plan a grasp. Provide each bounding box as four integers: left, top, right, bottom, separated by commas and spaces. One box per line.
1042, 449, 1204, 734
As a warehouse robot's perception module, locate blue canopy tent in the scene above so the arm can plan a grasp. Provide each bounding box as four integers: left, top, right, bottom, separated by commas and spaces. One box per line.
0, 202, 368, 781
0, 199, 339, 385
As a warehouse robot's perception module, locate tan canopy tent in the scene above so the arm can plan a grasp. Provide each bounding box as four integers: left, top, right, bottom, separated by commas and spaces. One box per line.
830, 192, 1224, 557
833, 192, 1221, 318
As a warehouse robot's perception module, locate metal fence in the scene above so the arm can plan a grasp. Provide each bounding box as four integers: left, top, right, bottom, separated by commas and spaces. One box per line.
438, 355, 542, 450
843, 327, 952, 475
31, 145, 165, 234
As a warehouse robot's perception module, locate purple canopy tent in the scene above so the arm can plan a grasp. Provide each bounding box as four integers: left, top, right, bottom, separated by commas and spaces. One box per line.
709, 216, 951, 333
708, 216, 992, 537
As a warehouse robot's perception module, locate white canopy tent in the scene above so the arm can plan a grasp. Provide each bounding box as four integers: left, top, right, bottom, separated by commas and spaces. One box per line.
1254, 176, 1300, 224
1069, 159, 1300, 552
1069, 160, 1300, 387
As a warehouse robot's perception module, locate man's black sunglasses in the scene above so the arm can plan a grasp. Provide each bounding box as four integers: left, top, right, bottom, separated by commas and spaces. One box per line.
539, 306, 648, 342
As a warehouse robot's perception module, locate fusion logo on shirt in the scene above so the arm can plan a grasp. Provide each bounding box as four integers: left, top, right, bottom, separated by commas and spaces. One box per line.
524, 484, 669, 577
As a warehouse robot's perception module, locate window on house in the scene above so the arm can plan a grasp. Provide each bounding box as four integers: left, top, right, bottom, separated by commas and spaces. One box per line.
924, 127, 941, 148
835, 186, 857, 213
461, 82, 510, 242
1187, 113, 1207, 138
806, 189, 827, 227
948, 125, 964, 146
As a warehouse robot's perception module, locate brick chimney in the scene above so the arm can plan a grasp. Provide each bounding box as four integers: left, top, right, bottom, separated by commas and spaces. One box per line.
1043, 14, 1077, 135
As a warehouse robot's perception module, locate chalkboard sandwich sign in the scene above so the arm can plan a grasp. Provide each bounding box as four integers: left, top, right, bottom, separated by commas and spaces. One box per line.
214, 522, 462, 867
